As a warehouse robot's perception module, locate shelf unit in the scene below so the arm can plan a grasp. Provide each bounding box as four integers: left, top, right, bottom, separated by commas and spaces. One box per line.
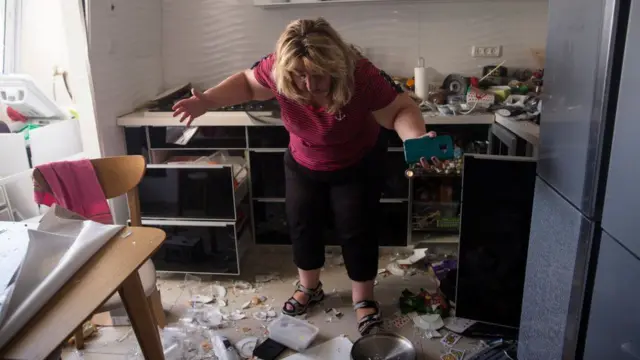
122, 120, 493, 274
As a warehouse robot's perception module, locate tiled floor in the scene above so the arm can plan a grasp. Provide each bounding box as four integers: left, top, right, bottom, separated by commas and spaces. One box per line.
61, 246, 481, 360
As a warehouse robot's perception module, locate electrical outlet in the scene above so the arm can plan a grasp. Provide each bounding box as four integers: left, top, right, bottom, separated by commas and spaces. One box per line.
471, 46, 502, 58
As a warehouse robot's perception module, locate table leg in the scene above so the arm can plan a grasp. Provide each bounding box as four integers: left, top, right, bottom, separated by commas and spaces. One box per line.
119, 272, 164, 360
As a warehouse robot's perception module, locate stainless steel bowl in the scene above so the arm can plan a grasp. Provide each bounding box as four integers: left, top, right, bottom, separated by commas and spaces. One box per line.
350, 332, 417, 360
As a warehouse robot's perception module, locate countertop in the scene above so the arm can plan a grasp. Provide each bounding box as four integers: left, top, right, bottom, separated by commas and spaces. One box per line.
495, 114, 540, 144
116, 110, 496, 127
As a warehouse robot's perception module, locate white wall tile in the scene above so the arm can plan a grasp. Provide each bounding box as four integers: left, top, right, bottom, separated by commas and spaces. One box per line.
88, 0, 164, 224
162, 0, 548, 89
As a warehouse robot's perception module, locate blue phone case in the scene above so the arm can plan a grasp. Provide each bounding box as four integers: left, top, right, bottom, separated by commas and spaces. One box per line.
403, 135, 455, 164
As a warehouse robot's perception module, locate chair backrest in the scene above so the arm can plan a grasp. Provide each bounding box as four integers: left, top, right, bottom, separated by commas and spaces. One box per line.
90, 155, 146, 199
33, 155, 146, 226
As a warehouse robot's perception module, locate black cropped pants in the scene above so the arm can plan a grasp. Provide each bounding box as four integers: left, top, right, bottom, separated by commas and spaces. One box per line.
284, 133, 387, 282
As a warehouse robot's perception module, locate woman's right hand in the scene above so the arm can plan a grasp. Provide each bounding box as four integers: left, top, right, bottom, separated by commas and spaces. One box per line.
172, 89, 210, 126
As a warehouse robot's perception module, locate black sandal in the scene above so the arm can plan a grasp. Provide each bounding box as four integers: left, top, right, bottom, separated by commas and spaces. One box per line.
282, 281, 325, 316
354, 300, 383, 335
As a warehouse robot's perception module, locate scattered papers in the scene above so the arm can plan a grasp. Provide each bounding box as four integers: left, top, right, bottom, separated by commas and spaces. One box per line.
0, 205, 124, 349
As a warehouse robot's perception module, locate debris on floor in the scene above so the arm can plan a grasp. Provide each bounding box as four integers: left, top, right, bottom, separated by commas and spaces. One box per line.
396, 248, 429, 266
67, 321, 98, 346
234, 336, 259, 358
323, 307, 344, 323
255, 272, 281, 283
232, 281, 255, 294
398, 288, 450, 317
411, 313, 444, 339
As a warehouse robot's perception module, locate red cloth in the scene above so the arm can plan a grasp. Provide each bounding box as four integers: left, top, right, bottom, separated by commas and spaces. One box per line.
33, 160, 113, 224
253, 54, 400, 171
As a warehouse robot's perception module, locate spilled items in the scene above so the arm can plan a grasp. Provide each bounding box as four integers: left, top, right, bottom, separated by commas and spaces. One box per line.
212, 335, 242, 360
324, 308, 344, 322
233, 281, 255, 294
267, 315, 320, 352
252, 310, 278, 321
440, 332, 462, 347
399, 288, 450, 316
397, 248, 429, 266
412, 313, 444, 339
444, 348, 466, 360
222, 309, 247, 321
386, 262, 407, 277
430, 258, 457, 281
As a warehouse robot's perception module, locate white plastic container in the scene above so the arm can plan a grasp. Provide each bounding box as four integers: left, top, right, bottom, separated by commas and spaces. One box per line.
267, 315, 320, 352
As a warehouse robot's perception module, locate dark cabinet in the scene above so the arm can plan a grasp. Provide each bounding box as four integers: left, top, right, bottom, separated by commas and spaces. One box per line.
253, 199, 409, 246
247, 126, 290, 148
139, 165, 247, 220
382, 151, 409, 199
488, 123, 524, 156
250, 151, 286, 199
144, 219, 251, 275
147, 126, 247, 149
253, 200, 289, 245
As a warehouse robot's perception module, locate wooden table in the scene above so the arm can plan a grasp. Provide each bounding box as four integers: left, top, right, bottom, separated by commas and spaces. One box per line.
0, 226, 166, 360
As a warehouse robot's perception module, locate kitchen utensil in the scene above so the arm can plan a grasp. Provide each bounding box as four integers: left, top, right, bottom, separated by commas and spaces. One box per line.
350, 332, 417, 360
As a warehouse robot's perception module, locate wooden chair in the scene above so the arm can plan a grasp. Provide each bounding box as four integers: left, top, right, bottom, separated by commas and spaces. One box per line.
32, 155, 166, 349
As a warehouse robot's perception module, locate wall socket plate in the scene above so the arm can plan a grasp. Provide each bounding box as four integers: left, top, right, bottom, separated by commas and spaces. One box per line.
471, 46, 502, 58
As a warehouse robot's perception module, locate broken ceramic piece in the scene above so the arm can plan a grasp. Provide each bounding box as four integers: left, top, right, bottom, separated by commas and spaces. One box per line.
412, 313, 444, 331
235, 336, 259, 358
386, 262, 406, 276
212, 284, 227, 299
397, 248, 429, 266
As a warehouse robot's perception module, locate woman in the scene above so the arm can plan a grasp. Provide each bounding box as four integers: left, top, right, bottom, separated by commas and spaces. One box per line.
173, 18, 435, 335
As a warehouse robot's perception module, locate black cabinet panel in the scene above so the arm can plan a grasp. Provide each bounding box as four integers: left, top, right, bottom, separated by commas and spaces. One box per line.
382, 152, 409, 199
378, 201, 409, 246
250, 152, 286, 198
148, 126, 246, 149
253, 201, 289, 245
139, 167, 236, 220
124, 127, 148, 157
247, 126, 290, 148
147, 222, 241, 274
253, 200, 407, 246
583, 231, 640, 360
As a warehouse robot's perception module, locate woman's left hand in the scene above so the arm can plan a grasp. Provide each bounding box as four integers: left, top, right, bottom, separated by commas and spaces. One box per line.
418, 131, 438, 169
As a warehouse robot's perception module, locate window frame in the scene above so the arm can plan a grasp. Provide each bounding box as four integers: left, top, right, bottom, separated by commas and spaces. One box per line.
2, 0, 21, 74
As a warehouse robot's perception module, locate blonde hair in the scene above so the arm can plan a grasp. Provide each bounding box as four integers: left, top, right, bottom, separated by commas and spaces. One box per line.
273, 18, 362, 113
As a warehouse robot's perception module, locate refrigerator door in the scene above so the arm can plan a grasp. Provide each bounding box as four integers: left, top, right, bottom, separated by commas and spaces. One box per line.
601, 0, 640, 258
537, 0, 619, 218
583, 230, 640, 360
518, 178, 596, 360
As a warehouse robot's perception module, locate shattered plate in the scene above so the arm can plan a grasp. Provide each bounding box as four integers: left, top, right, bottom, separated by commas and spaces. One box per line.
235, 336, 259, 358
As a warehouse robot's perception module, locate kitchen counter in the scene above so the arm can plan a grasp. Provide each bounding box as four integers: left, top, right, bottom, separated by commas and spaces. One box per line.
494, 114, 540, 144
116, 110, 495, 127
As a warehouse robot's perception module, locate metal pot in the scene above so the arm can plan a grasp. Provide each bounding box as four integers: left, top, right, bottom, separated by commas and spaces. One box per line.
350, 332, 417, 360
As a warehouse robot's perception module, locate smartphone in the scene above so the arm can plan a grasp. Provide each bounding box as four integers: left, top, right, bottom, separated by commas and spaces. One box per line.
252, 338, 288, 360
403, 135, 455, 164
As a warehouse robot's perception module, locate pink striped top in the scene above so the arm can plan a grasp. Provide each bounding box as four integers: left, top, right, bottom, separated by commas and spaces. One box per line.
252, 54, 402, 171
